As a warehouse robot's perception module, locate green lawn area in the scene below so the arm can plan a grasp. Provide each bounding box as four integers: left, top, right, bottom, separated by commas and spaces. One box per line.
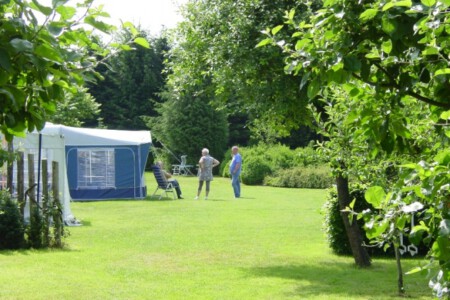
0, 174, 431, 299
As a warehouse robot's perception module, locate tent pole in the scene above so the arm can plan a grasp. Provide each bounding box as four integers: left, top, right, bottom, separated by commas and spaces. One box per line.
37, 133, 42, 204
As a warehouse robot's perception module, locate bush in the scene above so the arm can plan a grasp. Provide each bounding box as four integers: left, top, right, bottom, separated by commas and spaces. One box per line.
264, 165, 333, 189
219, 143, 329, 187
293, 145, 328, 167
241, 156, 272, 185
0, 191, 25, 250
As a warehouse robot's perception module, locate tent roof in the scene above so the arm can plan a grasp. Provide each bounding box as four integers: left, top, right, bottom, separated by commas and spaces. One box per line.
40, 123, 152, 146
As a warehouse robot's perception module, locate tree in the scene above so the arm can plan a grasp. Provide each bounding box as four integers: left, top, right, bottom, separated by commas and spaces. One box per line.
149, 82, 229, 166
166, 0, 317, 142
48, 87, 101, 127
260, 0, 450, 295
88, 30, 168, 130
0, 0, 147, 144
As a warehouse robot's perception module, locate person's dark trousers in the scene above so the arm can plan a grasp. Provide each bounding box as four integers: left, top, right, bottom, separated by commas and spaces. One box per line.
171, 180, 183, 199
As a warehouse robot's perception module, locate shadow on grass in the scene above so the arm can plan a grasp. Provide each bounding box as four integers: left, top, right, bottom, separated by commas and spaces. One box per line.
0, 246, 81, 256
245, 261, 425, 299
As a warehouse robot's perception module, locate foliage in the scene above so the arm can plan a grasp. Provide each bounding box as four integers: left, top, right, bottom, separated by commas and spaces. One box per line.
27, 204, 44, 249
323, 183, 428, 257
25, 193, 67, 249
89, 31, 168, 130
259, 0, 450, 295
0, 190, 25, 249
0, 0, 147, 176
167, 0, 316, 142
358, 149, 450, 298
293, 142, 328, 167
48, 87, 101, 127
240, 155, 272, 185
264, 165, 332, 189
219, 144, 329, 187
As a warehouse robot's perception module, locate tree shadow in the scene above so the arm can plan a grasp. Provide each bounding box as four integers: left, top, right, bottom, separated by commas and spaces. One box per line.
244, 261, 426, 299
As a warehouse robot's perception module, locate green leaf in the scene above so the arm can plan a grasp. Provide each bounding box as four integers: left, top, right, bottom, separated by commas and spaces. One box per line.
47, 22, 65, 36
294, 38, 311, 50
84, 16, 114, 34
34, 44, 64, 63
365, 186, 386, 209
349, 198, 356, 209
360, 9, 378, 21
381, 15, 397, 35
56, 6, 76, 20
422, 46, 439, 55
383, 0, 412, 11
271, 25, 284, 35
307, 78, 321, 99
123, 22, 138, 36
396, 215, 408, 230
0, 88, 16, 106
0, 48, 12, 71
434, 149, 450, 165
366, 48, 380, 59
405, 266, 424, 275
382, 39, 393, 54
10, 39, 33, 53
421, 0, 436, 6
432, 237, 450, 260
410, 221, 429, 235
30, 0, 53, 16
440, 111, 450, 120
435, 68, 450, 76
256, 38, 272, 48
344, 110, 359, 125
134, 37, 150, 49
366, 219, 389, 239
343, 55, 361, 72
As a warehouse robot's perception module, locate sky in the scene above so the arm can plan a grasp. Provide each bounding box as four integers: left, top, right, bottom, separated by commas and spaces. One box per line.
93, 0, 188, 33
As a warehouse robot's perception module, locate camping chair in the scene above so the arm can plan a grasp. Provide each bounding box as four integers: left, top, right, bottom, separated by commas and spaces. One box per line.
151, 165, 176, 200
172, 155, 194, 176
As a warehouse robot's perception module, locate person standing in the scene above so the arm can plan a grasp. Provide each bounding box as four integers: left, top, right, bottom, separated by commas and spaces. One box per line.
195, 148, 220, 200
229, 146, 242, 198
156, 161, 183, 199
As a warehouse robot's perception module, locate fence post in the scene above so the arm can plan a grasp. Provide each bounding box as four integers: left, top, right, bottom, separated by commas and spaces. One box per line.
42, 159, 50, 246
6, 141, 13, 192
27, 153, 35, 216
52, 161, 62, 247
17, 151, 24, 217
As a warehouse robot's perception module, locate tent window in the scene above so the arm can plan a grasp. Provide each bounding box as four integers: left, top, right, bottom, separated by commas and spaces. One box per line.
77, 148, 115, 189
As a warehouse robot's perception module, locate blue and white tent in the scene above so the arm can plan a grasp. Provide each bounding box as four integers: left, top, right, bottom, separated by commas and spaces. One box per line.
41, 123, 152, 201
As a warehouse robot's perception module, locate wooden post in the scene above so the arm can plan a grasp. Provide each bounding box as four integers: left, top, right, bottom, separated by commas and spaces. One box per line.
42, 159, 50, 246
17, 151, 25, 217
27, 153, 36, 215
52, 161, 62, 247
6, 141, 13, 193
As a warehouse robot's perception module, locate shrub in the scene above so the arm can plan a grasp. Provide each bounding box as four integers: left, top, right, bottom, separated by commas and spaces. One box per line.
241, 156, 272, 185
264, 165, 333, 189
0, 191, 25, 250
293, 144, 328, 167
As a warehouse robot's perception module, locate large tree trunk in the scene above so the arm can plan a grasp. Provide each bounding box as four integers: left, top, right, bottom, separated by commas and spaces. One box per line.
336, 172, 371, 267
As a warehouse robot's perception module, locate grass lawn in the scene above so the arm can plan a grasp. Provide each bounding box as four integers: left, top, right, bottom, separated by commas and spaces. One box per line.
0, 174, 431, 299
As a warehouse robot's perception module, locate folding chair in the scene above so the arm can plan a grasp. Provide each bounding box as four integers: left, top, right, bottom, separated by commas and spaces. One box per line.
172, 155, 194, 176
151, 165, 176, 200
